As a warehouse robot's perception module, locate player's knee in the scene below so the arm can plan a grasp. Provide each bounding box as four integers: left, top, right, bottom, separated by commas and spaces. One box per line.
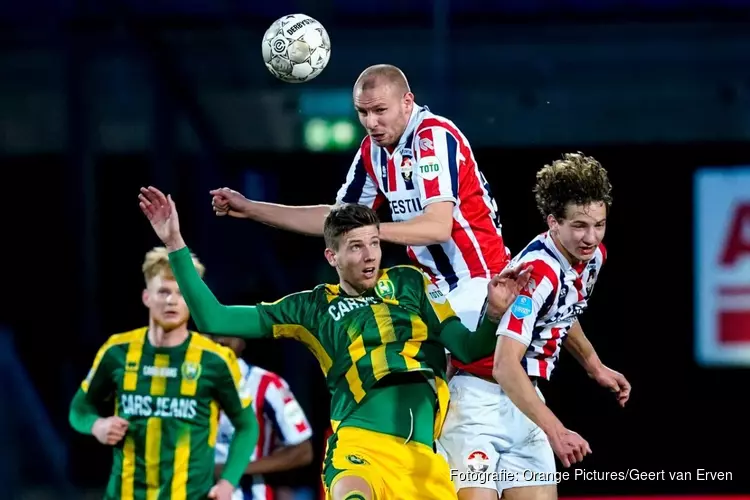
331, 475, 374, 500
457, 487, 499, 500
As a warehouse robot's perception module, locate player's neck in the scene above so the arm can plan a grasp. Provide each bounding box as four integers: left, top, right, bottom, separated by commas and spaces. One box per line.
147, 321, 189, 348
339, 279, 366, 297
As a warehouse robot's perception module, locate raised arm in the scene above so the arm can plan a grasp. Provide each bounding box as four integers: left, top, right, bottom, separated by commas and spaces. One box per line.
168, 246, 266, 338
211, 138, 385, 237
140, 186, 267, 339
420, 265, 532, 363
211, 188, 332, 236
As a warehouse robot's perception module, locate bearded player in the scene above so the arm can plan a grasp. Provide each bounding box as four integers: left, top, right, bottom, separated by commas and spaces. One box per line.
68, 247, 258, 500
438, 153, 631, 500
139, 185, 531, 500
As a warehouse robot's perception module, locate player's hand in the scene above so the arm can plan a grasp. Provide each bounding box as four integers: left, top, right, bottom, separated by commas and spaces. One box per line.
547, 426, 591, 468
139, 186, 185, 250
210, 187, 249, 218
92, 416, 129, 446
207, 479, 234, 500
485, 264, 533, 321
590, 365, 631, 407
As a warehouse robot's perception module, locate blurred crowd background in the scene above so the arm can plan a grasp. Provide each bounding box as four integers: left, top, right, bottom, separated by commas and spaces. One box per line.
2, 0, 750, 499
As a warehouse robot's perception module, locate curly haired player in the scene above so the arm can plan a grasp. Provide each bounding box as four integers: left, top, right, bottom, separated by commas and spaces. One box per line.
437, 153, 631, 500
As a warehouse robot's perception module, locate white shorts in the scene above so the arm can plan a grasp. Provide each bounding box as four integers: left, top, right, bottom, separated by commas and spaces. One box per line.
436, 374, 557, 493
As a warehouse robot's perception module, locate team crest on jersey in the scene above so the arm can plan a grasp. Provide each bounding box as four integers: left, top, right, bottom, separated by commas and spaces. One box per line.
375, 279, 395, 300
346, 454, 368, 465
400, 156, 413, 181
181, 361, 202, 381
510, 295, 533, 319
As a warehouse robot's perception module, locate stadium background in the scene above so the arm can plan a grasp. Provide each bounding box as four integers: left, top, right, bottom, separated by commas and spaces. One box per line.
2, 0, 750, 498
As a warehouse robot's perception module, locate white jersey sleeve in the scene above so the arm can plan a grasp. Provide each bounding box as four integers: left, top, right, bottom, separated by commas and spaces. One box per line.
496, 260, 559, 347
335, 137, 385, 209
264, 378, 313, 446
413, 125, 460, 207
214, 360, 251, 465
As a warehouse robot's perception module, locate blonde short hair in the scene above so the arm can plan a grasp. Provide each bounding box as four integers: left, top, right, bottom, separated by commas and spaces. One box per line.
142, 247, 205, 284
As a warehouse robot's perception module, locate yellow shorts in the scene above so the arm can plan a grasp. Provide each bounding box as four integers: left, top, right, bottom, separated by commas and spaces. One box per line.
322, 426, 457, 500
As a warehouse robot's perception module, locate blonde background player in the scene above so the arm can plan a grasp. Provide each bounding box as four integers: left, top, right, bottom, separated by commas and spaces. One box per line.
68, 247, 257, 500
438, 153, 632, 500
212, 335, 314, 500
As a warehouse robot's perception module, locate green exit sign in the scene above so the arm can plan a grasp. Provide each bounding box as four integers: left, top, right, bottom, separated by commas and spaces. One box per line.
303, 118, 359, 152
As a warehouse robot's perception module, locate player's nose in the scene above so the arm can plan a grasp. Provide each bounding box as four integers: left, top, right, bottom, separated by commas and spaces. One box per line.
364, 114, 379, 131
362, 247, 375, 261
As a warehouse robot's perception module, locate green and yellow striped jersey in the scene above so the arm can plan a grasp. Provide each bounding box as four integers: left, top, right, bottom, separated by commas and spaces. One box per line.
81, 327, 252, 500
255, 265, 457, 437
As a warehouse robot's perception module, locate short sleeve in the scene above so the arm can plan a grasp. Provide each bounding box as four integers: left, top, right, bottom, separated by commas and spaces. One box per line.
212, 348, 253, 420
262, 376, 313, 446
496, 260, 559, 347
413, 126, 460, 207
256, 291, 317, 339
80, 342, 118, 402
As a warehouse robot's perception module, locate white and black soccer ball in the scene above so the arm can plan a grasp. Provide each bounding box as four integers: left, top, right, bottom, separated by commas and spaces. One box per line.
261, 13, 331, 83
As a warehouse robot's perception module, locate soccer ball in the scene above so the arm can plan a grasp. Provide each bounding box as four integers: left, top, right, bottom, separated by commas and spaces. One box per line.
261, 14, 331, 83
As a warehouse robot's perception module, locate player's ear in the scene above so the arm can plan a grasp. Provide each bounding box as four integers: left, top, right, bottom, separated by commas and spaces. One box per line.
546, 214, 559, 232
141, 289, 150, 308
324, 247, 337, 268
403, 92, 414, 109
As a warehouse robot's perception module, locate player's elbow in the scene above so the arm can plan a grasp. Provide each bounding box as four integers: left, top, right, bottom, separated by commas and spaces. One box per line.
422, 203, 454, 243
298, 440, 314, 465
289, 440, 314, 467
491, 358, 509, 386
434, 224, 452, 244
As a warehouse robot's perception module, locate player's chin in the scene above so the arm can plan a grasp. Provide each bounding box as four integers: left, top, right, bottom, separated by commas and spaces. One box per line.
157, 315, 189, 331
576, 246, 597, 260
359, 271, 379, 289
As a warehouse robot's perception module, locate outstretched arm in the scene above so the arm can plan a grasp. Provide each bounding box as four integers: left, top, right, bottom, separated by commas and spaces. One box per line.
426, 265, 532, 363
168, 246, 266, 339
438, 316, 500, 364
141, 186, 314, 341
212, 188, 332, 236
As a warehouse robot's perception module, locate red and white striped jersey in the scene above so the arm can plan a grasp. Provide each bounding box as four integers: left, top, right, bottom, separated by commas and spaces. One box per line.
335, 104, 509, 291
215, 359, 312, 500
497, 232, 607, 380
